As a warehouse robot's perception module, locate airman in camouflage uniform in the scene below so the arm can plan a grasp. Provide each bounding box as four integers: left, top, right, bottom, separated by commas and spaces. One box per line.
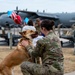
21, 20, 64, 75
35, 18, 41, 35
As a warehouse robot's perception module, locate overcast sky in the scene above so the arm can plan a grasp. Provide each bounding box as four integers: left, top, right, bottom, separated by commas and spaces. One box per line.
0, 0, 75, 13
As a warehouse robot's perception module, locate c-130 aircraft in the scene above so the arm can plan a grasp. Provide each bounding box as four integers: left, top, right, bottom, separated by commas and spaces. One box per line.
0, 9, 75, 46
0, 9, 75, 28
16, 10, 75, 28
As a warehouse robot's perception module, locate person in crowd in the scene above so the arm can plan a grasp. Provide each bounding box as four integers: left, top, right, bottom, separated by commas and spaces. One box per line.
20, 19, 64, 75
22, 19, 35, 32
23, 19, 34, 26
27, 19, 34, 26
35, 18, 41, 35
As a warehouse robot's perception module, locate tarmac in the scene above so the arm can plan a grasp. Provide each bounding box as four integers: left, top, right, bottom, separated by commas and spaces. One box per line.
64, 71, 75, 75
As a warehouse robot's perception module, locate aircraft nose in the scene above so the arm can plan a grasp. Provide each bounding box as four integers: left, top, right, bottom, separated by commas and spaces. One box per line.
0, 14, 15, 27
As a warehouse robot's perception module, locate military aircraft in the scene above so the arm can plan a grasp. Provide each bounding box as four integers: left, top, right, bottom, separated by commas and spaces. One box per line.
0, 9, 75, 28
0, 9, 75, 46
16, 10, 75, 28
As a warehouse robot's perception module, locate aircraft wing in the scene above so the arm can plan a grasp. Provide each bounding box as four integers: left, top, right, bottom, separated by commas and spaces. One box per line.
36, 13, 59, 20
17, 10, 59, 20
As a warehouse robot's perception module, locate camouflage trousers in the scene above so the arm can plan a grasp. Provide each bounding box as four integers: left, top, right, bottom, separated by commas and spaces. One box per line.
20, 61, 63, 75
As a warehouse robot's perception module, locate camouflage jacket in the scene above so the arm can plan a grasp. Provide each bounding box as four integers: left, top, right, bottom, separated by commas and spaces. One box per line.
26, 31, 64, 72
35, 24, 41, 34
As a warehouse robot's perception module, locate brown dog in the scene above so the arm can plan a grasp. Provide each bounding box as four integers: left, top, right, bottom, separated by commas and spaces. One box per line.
0, 30, 36, 75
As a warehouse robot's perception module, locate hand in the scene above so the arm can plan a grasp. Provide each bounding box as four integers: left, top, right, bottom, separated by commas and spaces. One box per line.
21, 40, 29, 47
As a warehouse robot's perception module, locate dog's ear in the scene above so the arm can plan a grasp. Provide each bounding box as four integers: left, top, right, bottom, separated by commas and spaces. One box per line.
19, 31, 26, 36
19, 32, 23, 35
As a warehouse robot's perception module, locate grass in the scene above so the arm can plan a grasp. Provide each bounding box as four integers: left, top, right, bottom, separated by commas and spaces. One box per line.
0, 46, 75, 75
63, 48, 75, 73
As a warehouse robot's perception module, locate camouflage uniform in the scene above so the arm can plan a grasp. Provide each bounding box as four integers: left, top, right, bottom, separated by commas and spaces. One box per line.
21, 31, 64, 75
35, 18, 41, 35
35, 24, 41, 35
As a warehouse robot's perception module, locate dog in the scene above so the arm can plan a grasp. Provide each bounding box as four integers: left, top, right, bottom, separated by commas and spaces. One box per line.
0, 30, 36, 75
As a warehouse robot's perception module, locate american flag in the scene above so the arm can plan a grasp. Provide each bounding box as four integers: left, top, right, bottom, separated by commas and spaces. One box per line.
11, 12, 17, 20
11, 12, 22, 24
